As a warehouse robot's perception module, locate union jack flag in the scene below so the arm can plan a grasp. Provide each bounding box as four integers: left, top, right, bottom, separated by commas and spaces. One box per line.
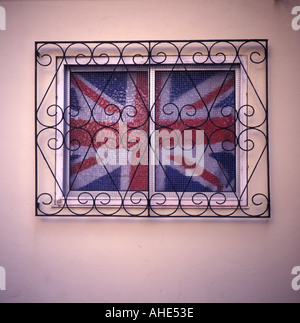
68, 68, 236, 194
69, 69, 149, 192
155, 69, 236, 193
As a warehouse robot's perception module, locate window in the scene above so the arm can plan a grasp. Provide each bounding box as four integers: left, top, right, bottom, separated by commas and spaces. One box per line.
36, 40, 270, 217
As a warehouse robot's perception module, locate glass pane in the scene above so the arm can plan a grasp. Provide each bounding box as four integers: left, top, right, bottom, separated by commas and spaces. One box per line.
69, 69, 149, 192
155, 69, 236, 193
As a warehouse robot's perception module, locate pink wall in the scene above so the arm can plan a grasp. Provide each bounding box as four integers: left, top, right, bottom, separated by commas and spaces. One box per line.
0, 0, 299, 303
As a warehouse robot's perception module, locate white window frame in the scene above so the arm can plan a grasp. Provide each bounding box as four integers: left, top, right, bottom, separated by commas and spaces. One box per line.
55, 55, 248, 208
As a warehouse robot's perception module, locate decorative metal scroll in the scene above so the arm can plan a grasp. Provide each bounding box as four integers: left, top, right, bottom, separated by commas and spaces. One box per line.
35, 40, 270, 217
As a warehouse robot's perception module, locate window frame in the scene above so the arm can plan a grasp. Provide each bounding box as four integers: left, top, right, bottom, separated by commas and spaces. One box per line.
54, 55, 248, 209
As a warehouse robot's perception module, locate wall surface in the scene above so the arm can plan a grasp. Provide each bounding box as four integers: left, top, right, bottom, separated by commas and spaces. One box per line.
0, 0, 300, 303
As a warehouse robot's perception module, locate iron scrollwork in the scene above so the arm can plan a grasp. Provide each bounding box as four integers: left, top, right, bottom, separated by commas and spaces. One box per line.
35, 40, 270, 217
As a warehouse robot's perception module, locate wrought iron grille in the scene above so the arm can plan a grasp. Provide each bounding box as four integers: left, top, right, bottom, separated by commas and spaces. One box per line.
35, 40, 270, 217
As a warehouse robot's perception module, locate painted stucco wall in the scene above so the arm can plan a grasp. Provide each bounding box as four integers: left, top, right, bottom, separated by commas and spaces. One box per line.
0, 0, 299, 303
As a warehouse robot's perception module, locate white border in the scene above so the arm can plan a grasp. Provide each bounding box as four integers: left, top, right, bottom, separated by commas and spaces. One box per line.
55, 55, 248, 208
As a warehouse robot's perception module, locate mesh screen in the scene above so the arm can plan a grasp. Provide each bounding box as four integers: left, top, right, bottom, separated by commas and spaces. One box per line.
155, 70, 236, 193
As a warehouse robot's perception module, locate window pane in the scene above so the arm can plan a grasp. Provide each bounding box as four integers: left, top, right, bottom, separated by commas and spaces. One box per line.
69, 70, 149, 192
155, 69, 236, 193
